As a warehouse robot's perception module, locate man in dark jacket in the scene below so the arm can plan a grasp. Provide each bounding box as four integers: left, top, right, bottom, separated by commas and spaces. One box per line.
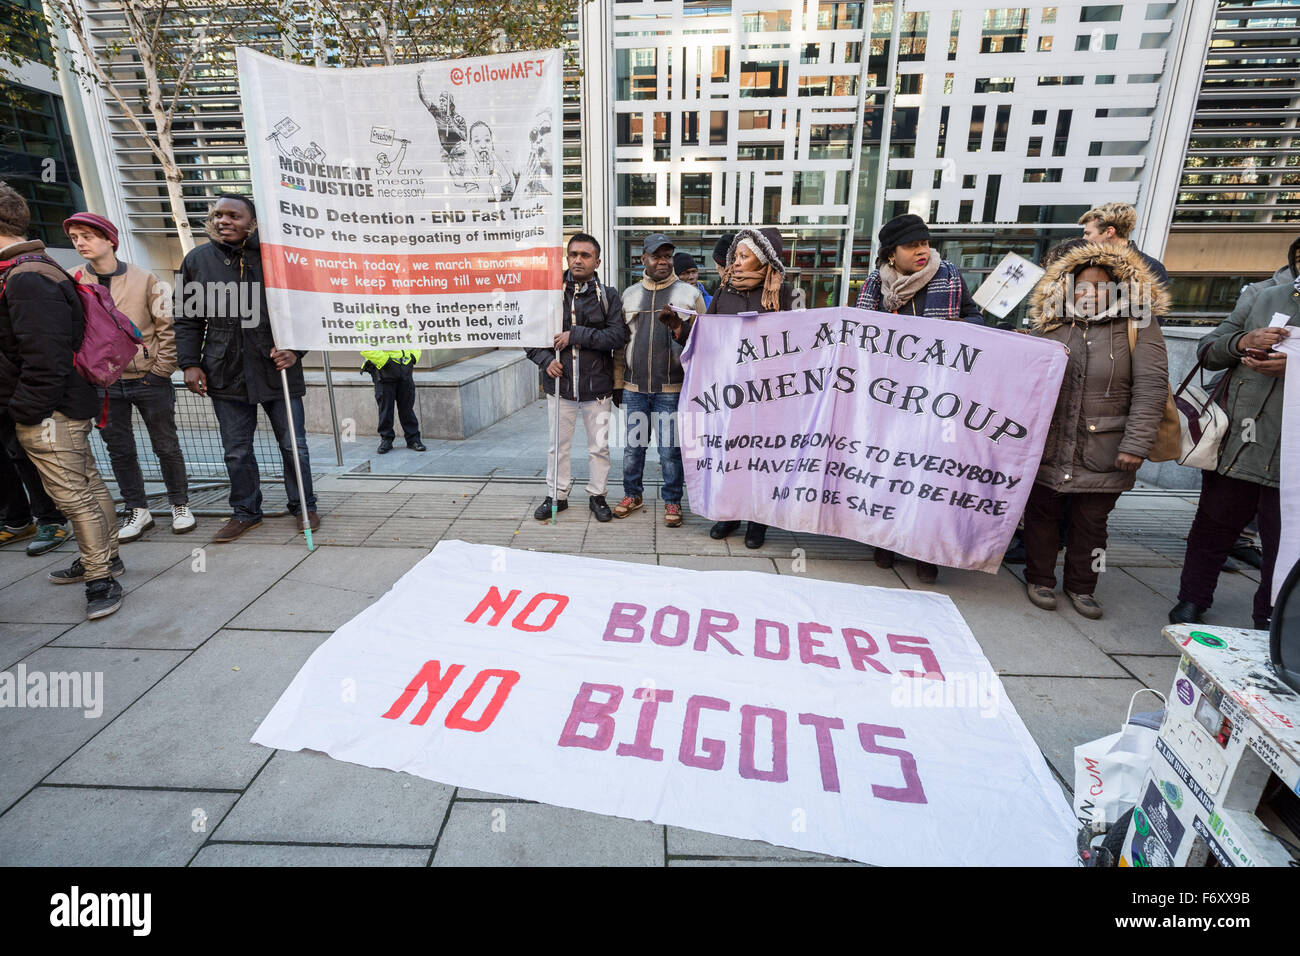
0, 182, 123, 620
174, 193, 318, 543
525, 233, 625, 522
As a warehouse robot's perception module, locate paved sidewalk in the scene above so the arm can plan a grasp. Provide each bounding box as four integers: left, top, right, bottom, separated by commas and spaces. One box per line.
0, 401, 1265, 866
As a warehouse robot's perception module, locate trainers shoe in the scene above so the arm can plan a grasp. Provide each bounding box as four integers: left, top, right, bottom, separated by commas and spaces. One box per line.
377, 438, 394, 454
118, 507, 154, 543
50, 554, 125, 584
213, 517, 262, 543
664, 503, 683, 528
171, 504, 196, 534
612, 496, 643, 518
1065, 590, 1103, 620
85, 577, 124, 620
1026, 582, 1057, 610
27, 522, 69, 556
534, 497, 568, 521
295, 511, 321, 532
407, 439, 427, 452
0, 522, 36, 546
590, 495, 613, 523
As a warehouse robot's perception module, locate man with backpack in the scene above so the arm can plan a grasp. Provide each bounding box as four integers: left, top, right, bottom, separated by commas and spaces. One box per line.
0, 182, 124, 620
65, 212, 194, 541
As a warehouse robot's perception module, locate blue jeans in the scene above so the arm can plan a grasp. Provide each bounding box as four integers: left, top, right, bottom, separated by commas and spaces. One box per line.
211, 395, 316, 521
621, 390, 683, 504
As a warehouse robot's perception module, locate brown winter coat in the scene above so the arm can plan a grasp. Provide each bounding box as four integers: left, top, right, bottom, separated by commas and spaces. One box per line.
1028, 242, 1170, 494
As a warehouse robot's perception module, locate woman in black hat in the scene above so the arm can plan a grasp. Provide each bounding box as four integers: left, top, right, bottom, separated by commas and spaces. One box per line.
855, 213, 984, 583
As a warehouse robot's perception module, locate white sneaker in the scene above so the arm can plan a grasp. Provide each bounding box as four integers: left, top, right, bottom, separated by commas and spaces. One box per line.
171, 504, 196, 534
119, 507, 155, 542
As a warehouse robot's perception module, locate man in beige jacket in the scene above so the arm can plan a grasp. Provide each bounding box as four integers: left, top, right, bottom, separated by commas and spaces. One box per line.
65, 213, 193, 540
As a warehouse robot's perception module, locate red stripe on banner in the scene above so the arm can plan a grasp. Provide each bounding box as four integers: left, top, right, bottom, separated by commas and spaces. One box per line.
260, 242, 562, 295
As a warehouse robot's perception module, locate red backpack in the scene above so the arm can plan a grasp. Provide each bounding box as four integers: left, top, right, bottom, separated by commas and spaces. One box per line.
0, 254, 145, 423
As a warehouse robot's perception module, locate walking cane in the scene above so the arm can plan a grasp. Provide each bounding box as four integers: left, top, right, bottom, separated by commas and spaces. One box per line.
278, 362, 315, 552
551, 344, 560, 525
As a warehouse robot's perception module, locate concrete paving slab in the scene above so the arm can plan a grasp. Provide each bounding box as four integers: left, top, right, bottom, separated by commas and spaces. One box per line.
1038, 568, 1187, 657
577, 553, 660, 567
0, 548, 73, 589
1113, 655, 1182, 693
1125, 565, 1261, 629
53, 543, 309, 650
669, 859, 865, 866
363, 516, 451, 548
772, 557, 902, 588
191, 844, 430, 866
440, 521, 523, 548
0, 540, 196, 624
0, 787, 237, 866
431, 804, 663, 867
666, 826, 842, 861
326, 494, 415, 516
0, 646, 187, 813
46, 630, 326, 790
212, 750, 453, 845
909, 566, 1128, 677
392, 480, 485, 495
313, 476, 401, 493
0, 622, 73, 670
394, 496, 470, 519
1000, 675, 1149, 785
658, 555, 779, 574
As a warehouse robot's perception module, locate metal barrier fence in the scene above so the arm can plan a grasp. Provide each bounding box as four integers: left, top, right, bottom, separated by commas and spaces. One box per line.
88, 382, 290, 484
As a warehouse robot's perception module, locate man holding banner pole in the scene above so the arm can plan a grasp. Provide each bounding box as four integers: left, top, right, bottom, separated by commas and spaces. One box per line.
175, 194, 319, 545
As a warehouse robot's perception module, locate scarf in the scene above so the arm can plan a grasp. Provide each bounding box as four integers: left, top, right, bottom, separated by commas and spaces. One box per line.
720, 263, 784, 311
879, 254, 941, 313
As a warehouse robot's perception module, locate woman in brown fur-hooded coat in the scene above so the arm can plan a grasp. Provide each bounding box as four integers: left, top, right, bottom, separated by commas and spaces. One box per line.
1021, 240, 1170, 618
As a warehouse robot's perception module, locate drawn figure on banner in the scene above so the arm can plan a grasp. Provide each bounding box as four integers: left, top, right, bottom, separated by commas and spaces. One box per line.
465, 121, 516, 202
516, 109, 553, 198
371, 126, 410, 174
418, 72, 469, 178
267, 116, 325, 164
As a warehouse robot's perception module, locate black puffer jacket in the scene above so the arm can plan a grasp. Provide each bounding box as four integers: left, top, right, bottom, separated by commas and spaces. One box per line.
525, 271, 625, 402
174, 231, 306, 404
0, 240, 100, 425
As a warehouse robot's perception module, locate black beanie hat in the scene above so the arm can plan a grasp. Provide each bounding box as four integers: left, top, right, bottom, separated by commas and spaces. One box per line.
713, 233, 737, 266
1288, 235, 1300, 277
673, 252, 697, 275
878, 214, 930, 257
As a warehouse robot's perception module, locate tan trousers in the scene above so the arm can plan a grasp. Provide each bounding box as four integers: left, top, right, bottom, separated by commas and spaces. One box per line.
546, 395, 612, 499
16, 412, 119, 580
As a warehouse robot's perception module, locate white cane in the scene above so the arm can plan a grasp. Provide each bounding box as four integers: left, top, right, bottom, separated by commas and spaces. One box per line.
551, 345, 560, 525
278, 362, 315, 552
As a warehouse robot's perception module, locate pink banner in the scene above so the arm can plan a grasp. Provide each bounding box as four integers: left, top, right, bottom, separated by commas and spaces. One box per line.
680, 306, 1068, 573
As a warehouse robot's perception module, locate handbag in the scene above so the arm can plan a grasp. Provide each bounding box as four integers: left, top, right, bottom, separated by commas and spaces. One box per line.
1127, 319, 1183, 462
1170, 358, 1231, 471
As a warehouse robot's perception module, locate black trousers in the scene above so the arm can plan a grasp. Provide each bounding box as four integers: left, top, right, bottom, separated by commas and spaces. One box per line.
1024, 482, 1121, 596
375, 363, 420, 443
1178, 469, 1281, 629
0, 411, 65, 526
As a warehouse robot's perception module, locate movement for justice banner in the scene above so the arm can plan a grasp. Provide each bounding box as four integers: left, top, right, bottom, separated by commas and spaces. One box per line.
680, 307, 1068, 573
235, 47, 563, 351
253, 541, 1078, 866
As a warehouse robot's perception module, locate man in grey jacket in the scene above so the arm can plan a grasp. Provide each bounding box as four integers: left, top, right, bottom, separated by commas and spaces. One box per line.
1170, 251, 1295, 630
611, 234, 707, 528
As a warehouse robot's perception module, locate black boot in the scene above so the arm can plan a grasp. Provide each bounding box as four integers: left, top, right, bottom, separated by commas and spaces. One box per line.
744, 522, 767, 549
710, 520, 741, 540
1168, 601, 1206, 625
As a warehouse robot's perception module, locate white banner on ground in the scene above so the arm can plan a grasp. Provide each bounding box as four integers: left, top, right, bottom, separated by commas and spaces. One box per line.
1274, 337, 1299, 605
235, 47, 563, 351
253, 541, 1077, 865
